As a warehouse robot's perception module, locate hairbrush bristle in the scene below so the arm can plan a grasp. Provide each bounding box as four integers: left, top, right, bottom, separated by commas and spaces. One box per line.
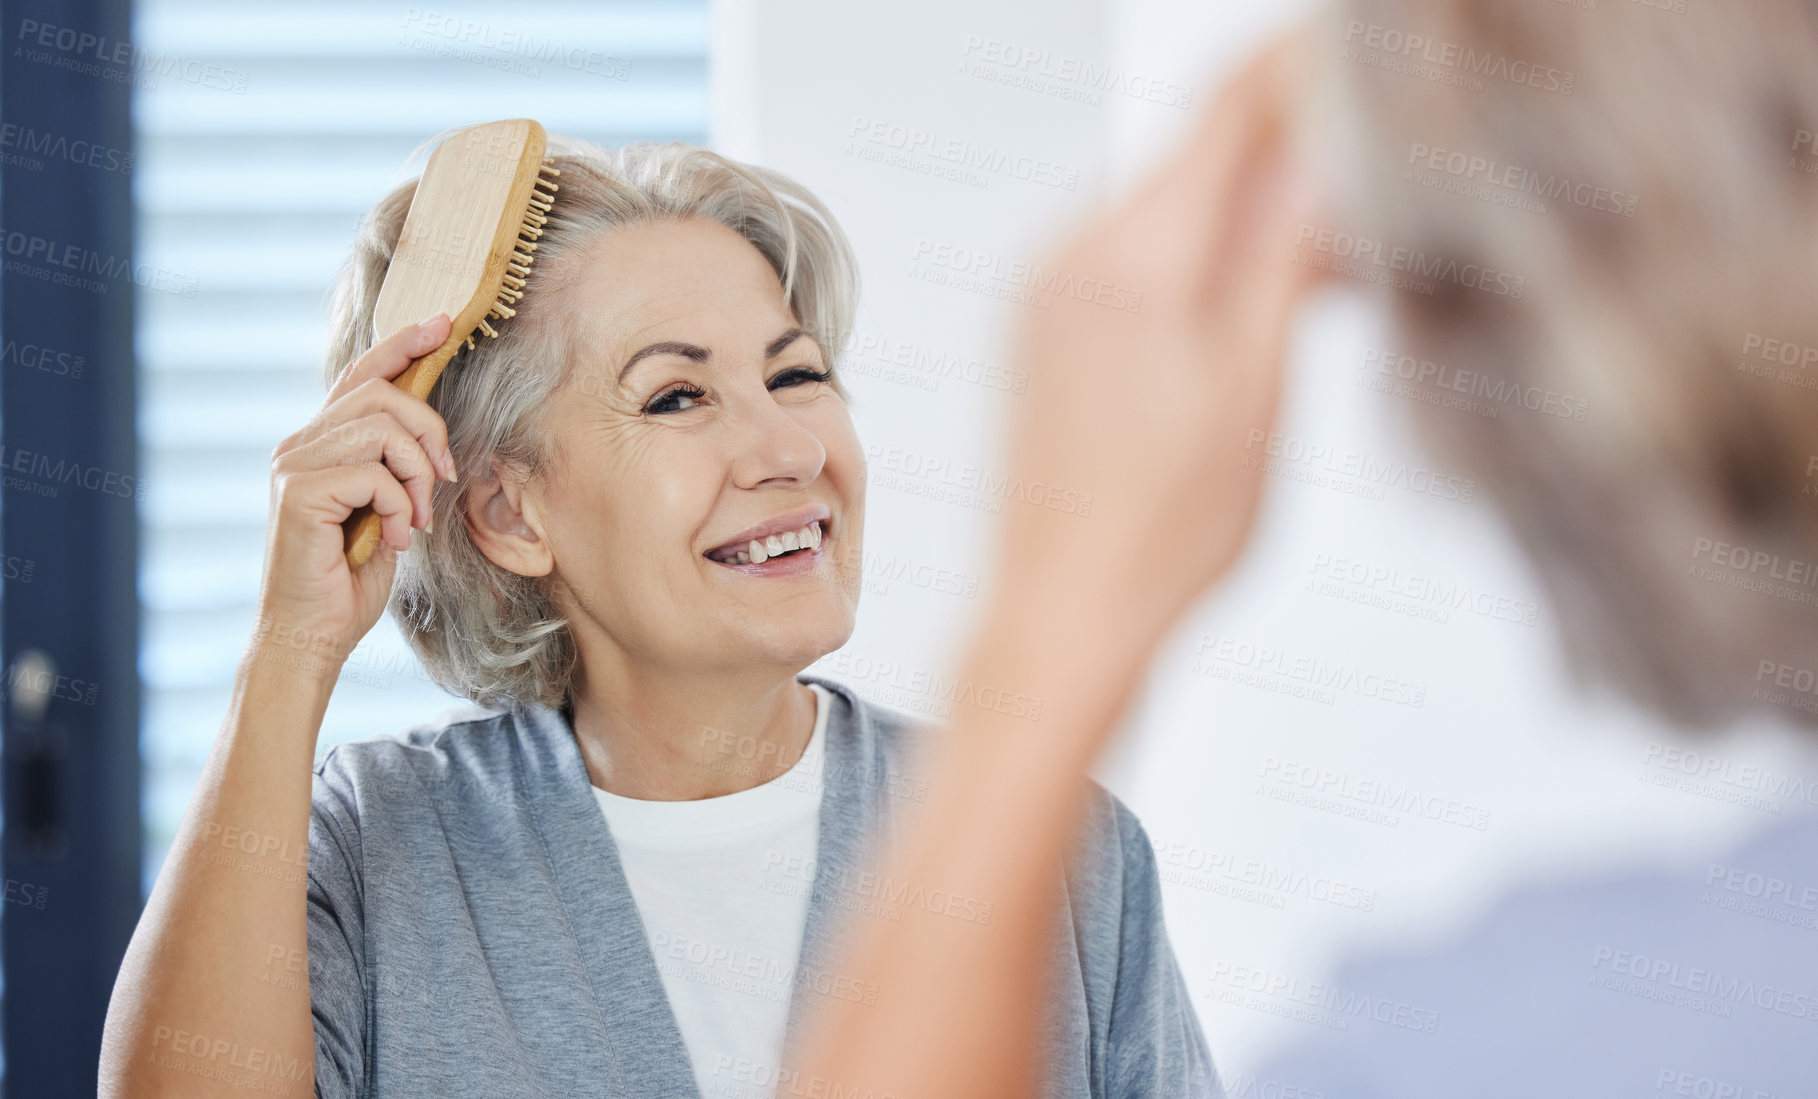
466, 162, 563, 336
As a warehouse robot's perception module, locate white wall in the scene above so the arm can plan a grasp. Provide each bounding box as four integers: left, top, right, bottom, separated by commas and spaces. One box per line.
712, 0, 1818, 1078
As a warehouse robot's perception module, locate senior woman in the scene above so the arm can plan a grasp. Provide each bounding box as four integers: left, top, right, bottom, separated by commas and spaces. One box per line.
97, 145, 1213, 1097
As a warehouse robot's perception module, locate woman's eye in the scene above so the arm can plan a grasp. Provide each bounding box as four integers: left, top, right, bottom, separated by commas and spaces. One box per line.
771, 366, 832, 389
644, 368, 828, 415
645, 384, 706, 415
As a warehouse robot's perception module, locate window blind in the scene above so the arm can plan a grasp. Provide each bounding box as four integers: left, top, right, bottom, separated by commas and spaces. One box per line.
132, 0, 709, 890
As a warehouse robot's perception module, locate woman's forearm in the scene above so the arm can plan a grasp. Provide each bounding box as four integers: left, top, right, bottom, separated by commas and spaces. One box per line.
99, 644, 338, 1099
787, 586, 1164, 1099
785, 34, 1318, 1097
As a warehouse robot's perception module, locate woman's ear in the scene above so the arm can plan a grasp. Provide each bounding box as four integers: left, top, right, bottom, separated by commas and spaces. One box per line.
463, 465, 555, 578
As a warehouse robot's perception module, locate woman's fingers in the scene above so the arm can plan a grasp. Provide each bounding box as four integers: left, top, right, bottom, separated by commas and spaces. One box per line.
326, 312, 452, 404
252, 309, 451, 667
287, 375, 456, 486
331, 378, 456, 481
277, 410, 440, 531
278, 463, 417, 553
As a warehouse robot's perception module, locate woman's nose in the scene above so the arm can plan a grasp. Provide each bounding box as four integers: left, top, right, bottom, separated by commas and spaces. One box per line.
725, 394, 827, 487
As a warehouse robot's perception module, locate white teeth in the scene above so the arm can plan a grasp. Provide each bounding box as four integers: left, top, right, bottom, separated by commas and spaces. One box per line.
717, 520, 823, 566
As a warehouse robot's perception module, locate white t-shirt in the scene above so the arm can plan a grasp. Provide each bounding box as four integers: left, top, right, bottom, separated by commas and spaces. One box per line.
590, 682, 830, 1099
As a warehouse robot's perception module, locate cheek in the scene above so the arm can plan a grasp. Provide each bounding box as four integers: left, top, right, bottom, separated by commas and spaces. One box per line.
537, 432, 697, 560
594, 437, 724, 559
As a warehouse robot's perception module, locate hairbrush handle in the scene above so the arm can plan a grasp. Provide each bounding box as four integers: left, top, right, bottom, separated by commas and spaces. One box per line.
341, 335, 465, 569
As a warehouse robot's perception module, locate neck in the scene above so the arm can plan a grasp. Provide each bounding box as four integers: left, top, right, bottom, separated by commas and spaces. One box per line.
567, 651, 818, 801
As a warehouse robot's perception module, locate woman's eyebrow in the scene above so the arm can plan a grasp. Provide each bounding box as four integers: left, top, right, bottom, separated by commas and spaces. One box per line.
621, 341, 712, 388
618, 340, 709, 386
617, 328, 810, 386
765, 327, 807, 359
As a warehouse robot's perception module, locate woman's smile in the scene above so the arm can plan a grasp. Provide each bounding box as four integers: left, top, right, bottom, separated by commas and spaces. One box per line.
705, 515, 833, 577
706, 532, 825, 577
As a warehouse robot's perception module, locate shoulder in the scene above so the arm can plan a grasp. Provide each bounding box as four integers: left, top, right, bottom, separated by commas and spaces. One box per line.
1063, 779, 1162, 936
1251, 811, 1818, 1097
311, 702, 519, 820
1077, 779, 1154, 874
802, 672, 1154, 891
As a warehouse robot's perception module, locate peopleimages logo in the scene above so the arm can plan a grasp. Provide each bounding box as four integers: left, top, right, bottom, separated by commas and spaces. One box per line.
1341, 20, 1575, 95
16, 17, 251, 93
1208, 961, 1441, 1035
1361, 347, 1590, 422
1294, 225, 1526, 298
0, 445, 144, 501
957, 35, 1193, 109
1194, 633, 1428, 709
910, 239, 1144, 312
1706, 863, 1818, 913
1590, 945, 1818, 1020
0, 122, 133, 174
1152, 835, 1379, 912
1742, 332, 1818, 370
846, 116, 1080, 191
1641, 741, 1818, 807
1259, 756, 1491, 831
1308, 550, 1541, 627
1243, 429, 1476, 503
1405, 142, 1637, 217
1691, 537, 1818, 588
864, 441, 1093, 517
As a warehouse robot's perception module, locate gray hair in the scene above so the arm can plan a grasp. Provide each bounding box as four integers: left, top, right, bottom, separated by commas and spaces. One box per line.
323, 137, 861, 709
1322, 0, 1818, 728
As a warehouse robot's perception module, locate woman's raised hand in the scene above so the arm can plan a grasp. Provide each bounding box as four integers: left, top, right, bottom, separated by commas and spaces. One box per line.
251, 312, 458, 673
991, 32, 1322, 675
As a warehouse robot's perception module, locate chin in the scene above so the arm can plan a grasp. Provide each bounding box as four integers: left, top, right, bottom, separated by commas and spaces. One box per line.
740, 607, 856, 669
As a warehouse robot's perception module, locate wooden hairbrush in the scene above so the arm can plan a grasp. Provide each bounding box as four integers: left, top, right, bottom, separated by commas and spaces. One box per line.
342, 117, 560, 568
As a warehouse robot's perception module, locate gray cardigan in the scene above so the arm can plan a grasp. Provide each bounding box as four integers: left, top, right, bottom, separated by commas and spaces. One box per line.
307, 672, 1219, 1098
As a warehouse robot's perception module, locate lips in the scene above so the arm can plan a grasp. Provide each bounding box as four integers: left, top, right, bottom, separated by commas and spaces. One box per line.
703, 504, 833, 561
